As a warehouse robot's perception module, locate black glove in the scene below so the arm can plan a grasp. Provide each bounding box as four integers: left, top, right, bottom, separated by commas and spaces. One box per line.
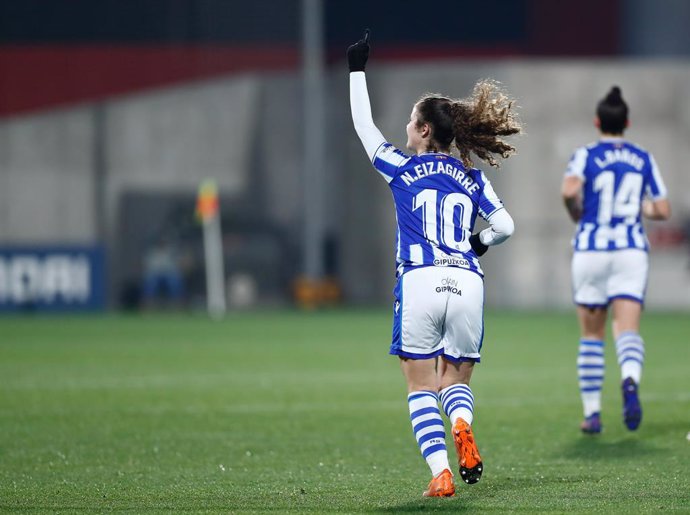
347, 29, 370, 72
469, 233, 489, 257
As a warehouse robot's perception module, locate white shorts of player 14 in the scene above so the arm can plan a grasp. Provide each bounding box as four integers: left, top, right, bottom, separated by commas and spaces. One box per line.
390, 266, 484, 362
571, 249, 648, 307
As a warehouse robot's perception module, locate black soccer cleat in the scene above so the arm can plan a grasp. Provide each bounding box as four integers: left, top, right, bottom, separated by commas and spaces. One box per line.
580, 412, 602, 434
622, 377, 642, 431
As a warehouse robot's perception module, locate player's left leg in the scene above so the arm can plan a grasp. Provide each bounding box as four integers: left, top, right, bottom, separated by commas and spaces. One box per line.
572, 251, 609, 434
400, 358, 454, 497
393, 268, 455, 497
575, 306, 608, 434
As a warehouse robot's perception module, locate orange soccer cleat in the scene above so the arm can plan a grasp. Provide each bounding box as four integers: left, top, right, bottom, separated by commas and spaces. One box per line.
452, 418, 483, 485
422, 469, 455, 497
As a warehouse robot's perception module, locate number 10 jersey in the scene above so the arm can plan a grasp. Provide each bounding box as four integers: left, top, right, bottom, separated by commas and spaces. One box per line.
371, 142, 505, 278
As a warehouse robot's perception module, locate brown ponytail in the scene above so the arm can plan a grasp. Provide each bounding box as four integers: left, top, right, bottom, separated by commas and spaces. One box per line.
596, 85, 628, 134
416, 79, 522, 169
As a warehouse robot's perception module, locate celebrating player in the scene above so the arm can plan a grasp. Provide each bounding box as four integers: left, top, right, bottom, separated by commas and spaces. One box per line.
347, 31, 520, 497
561, 86, 671, 434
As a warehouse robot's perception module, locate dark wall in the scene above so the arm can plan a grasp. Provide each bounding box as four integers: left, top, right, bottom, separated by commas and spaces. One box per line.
0, 0, 618, 50
0, 0, 300, 43
0, 0, 627, 117
325, 1, 527, 46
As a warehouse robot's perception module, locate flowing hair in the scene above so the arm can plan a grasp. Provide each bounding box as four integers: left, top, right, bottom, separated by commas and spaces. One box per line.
415, 79, 522, 168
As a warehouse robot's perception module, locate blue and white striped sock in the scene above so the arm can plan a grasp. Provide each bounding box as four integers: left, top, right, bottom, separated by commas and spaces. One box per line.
616, 332, 644, 384
578, 339, 605, 417
439, 383, 474, 426
408, 391, 450, 477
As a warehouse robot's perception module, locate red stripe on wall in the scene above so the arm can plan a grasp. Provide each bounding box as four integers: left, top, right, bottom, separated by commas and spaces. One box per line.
528, 0, 621, 55
0, 45, 299, 117
345, 44, 524, 63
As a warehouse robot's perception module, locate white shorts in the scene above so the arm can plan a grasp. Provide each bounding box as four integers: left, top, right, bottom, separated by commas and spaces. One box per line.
571, 249, 648, 307
390, 266, 484, 362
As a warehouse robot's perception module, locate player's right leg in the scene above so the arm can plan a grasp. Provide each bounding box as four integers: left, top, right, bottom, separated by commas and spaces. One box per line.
572, 252, 609, 434
612, 302, 645, 431
609, 250, 648, 431
439, 268, 483, 484
439, 361, 482, 485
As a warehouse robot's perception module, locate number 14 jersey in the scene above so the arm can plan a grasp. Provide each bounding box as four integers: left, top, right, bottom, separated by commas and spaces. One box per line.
565, 137, 667, 252
372, 142, 505, 278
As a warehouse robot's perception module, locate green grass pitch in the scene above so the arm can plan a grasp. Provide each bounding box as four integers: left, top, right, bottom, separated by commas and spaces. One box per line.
1, 310, 689, 513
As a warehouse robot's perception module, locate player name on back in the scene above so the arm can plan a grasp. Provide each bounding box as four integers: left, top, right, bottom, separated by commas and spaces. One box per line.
400, 161, 480, 193
593, 148, 645, 171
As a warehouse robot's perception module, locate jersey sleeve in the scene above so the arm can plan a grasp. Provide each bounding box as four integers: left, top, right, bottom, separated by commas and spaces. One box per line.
645, 154, 668, 200
565, 147, 588, 180
477, 172, 504, 220
480, 207, 514, 246
371, 143, 411, 183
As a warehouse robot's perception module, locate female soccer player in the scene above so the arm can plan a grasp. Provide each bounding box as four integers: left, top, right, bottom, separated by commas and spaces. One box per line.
347, 31, 520, 497
561, 86, 671, 434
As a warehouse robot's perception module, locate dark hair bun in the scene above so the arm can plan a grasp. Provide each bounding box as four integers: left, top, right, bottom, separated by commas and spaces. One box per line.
605, 86, 624, 105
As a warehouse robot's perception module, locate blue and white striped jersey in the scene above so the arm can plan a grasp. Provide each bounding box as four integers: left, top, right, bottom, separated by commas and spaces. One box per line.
565, 137, 667, 252
371, 142, 505, 277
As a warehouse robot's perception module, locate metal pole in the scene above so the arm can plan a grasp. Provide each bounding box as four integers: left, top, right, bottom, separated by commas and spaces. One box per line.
92, 103, 109, 307
301, 0, 325, 281
203, 213, 226, 318
198, 179, 226, 318
92, 103, 107, 243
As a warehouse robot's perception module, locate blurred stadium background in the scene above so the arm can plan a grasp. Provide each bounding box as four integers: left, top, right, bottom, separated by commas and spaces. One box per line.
2, 2, 690, 512
0, 0, 689, 312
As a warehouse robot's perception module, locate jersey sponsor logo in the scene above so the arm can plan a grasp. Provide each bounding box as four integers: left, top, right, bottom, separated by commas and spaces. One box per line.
436, 276, 462, 296
433, 256, 470, 268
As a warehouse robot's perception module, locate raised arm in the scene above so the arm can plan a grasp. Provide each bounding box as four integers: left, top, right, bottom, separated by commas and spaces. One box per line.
350, 73, 386, 160
348, 30, 386, 160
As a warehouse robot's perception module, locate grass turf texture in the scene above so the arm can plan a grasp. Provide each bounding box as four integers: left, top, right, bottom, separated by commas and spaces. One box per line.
1, 310, 689, 513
